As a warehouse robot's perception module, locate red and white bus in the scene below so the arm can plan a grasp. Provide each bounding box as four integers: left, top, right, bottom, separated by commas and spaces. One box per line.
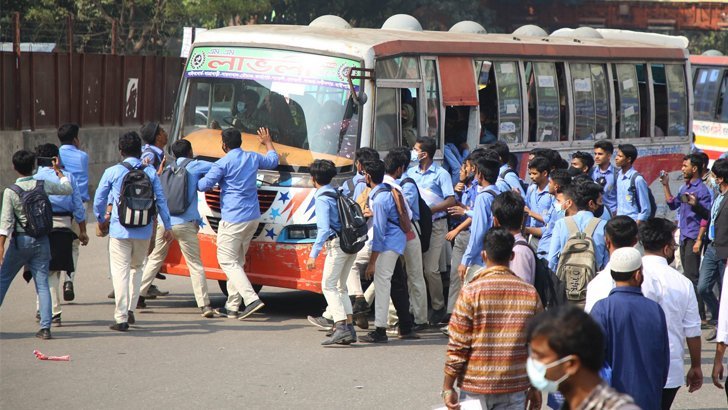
691, 52, 728, 166
162, 16, 693, 294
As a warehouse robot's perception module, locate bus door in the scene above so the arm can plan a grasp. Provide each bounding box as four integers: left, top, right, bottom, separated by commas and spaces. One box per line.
373, 57, 424, 151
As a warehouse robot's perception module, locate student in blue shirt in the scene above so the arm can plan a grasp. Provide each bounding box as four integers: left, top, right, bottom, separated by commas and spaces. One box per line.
198, 127, 278, 320
57, 123, 89, 300
591, 247, 670, 410
93, 132, 173, 331
361, 160, 407, 343
305, 159, 358, 346
536, 170, 572, 259
592, 140, 618, 215
524, 156, 554, 248
140, 121, 168, 172
458, 155, 501, 281
615, 144, 651, 224
34, 143, 89, 325
547, 182, 608, 272
405, 136, 455, 325
137, 139, 215, 318
341, 147, 378, 200
490, 141, 526, 197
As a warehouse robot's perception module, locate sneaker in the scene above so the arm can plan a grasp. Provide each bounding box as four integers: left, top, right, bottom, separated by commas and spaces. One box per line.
35, 328, 52, 340
107, 290, 115, 299
51, 314, 62, 327
307, 315, 334, 330
321, 323, 355, 346
359, 329, 388, 343
440, 325, 449, 336
398, 330, 421, 340
412, 323, 429, 332
429, 308, 446, 326
155, 272, 166, 280
348, 324, 357, 343
136, 296, 147, 309
213, 308, 239, 319
201, 306, 214, 318
109, 322, 129, 331
127, 311, 136, 325
706, 328, 718, 342
63, 281, 75, 301
238, 299, 265, 320
147, 285, 169, 297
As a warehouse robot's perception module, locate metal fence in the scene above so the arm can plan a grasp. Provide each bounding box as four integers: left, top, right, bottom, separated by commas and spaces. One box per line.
0, 51, 185, 131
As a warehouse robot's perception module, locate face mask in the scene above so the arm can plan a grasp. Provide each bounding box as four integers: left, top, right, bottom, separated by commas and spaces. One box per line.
411, 150, 420, 163
593, 204, 605, 218
236, 102, 246, 113
526, 356, 573, 393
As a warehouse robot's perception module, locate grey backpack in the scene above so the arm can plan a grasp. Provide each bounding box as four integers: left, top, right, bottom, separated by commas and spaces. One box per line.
160, 158, 193, 216
555, 216, 600, 305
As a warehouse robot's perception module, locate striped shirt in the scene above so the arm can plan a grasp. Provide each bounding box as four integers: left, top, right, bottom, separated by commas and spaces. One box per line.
444, 265, 542, 394
574, 383, 639, 410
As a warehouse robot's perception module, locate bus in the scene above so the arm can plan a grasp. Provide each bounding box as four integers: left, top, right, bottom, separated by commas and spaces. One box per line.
691, 52, 728, 166
161, 15, 693, 294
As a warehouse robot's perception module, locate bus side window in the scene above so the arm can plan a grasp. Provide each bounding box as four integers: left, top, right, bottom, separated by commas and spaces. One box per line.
374, 88, 399, 151
613, 64, 640, 139
717, 70, 728, 122
477, 61, 498, 145
494, 61, 522, 144
423, 59, 441, 141
635, 64, 651, 138
555, 63, 570, 141
570, 63, 610, 140
693, 68, 722, 121
651, 64, 668, 137
528, 62, 560, 142
664, 64, 689, 136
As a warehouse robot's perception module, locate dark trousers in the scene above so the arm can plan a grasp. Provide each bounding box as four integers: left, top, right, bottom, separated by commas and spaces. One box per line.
661, 387, 679, 410
390, 258, 413, 334
681, 238, 705, 320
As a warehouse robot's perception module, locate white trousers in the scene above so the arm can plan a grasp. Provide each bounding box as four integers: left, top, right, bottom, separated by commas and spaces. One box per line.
423, 218, 448, 310
140, 221, 210, 307
373, 250, 399, 329
109, 237, 150, 323
447, 230, 471, 314
217, 220, 260, 312
321, 238, 357, 322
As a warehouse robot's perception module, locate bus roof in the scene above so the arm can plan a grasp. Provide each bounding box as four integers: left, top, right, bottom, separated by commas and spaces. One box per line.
193, 24, 688, 61
690, 55, 728, 67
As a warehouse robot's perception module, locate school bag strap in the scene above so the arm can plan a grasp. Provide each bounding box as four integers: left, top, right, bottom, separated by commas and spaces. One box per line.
171, 158, 194, 172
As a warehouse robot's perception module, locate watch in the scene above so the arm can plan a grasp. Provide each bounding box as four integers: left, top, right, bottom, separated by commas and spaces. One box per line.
440, 389, 454, 398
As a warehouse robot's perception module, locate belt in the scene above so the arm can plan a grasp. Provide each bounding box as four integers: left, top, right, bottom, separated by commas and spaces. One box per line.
53, 212, 73, 217
327, 232, 338, 241
433, 216, 448, 222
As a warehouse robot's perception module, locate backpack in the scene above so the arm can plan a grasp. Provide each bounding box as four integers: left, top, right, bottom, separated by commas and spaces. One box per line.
160, 158, 193, 215
515, 240, 566, 309
500, 168, 529, 193
118, 162, 157, 228
400, 177, 432, 253
9, 180, 53, 238
629, 172, 657, 219
321, 190, 368, 254
555, 217, 600, 305
143, 146, 163, 170
372, 184, 412, 234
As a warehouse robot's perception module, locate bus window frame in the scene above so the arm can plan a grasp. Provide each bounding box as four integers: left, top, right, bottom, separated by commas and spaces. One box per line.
421, 56, 444, 146
648, 61, 691, 144
484, 59, 526, 147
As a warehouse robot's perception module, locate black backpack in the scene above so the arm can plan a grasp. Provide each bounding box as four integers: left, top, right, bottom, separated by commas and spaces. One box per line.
9, 180, 54, 238
321, 190, 368, 254
629, 172, 657, 219
118, 162, 157, 228
515, 240, 566, 309
400, 177, 432, 253
160, 158, 193, 215
500, 168, 529, 193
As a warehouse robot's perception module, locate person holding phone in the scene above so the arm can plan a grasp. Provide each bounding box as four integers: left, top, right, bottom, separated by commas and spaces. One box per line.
660, 154, 713, 325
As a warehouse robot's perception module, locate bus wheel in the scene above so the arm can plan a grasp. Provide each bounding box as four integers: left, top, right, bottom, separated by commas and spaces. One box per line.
217, 280, 262, 296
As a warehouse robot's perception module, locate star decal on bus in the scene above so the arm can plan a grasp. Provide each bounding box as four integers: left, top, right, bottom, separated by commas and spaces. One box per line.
270, 208, 281, 219
265, 228, 277, 239
278, 191, 290, 204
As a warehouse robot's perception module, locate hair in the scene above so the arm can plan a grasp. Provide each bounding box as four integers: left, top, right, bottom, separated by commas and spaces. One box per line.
696, 151, 710, 172
489, 141, 510, 165
526, 305, 605, 372
221, 128, 242, 149
530, 147, 549, 158
492, 191, 526, 231
12, 150, 36, 175
118, 131, 142, 158
35, 143, 60, 159
714, 158, 728, 180
241, 89, 260, 106
384, 151, 404, 175
572, 151, 595, 170
617, 144, 638, 164
310, 159, 337, 185
57, 123, 79, 144
528, 156, 550, 174
363, 160, 385, 184
507, 153, 519, 172
467, 148, 487, 162
416, 136, 437, 159
593, 139, 614, 154
683, 154, 704, 174
559, 184, 577, 204
611, 267, 639, 282
605, 215, 639, 248
572, 180, 602, 211
640, 218, 677, 252
475, 156, 500, 185
355, 147, 380, 165
483, 227, 514, 265
171, 139, 193, 159
550, 169, 572, 192
391, 146, 411, 166
140, 121, 161, 145
545, 149, 568, 170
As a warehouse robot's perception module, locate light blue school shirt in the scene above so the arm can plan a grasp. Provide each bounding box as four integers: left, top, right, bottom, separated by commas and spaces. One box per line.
547, 210, 607, 272
168, 158, 212, 226
616, 167, 651, 222
496, 164, 526, 197
592, 164, 618, 215
59, 144, 90, 202
525, 183, 554, 228
310, 184, 340, 259
34, 167, 85, 223
461, 185, 498, 267
368, 184, 406, 255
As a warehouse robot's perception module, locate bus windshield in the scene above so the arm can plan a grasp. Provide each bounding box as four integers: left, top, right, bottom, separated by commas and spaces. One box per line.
177, 46, 360, 171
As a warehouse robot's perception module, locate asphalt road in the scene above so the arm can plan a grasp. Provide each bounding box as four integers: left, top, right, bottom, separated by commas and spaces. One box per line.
1, 230, 727, 410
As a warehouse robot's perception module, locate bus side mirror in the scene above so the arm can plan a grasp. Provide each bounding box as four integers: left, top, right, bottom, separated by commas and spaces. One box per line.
347, 67, 374, 106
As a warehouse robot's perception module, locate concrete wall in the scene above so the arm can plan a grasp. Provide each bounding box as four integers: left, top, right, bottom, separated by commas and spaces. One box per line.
0, 125, 170, 204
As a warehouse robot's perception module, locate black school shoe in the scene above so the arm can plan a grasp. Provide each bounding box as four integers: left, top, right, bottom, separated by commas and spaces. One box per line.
238, 299, 265, 320
63, 281, 74, 301
35, 328, 52, 340
359, 329, 388, 343
109, 322, 129, 332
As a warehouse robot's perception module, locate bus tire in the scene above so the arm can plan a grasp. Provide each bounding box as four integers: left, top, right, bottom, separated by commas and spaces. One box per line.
217, 280, 262, 296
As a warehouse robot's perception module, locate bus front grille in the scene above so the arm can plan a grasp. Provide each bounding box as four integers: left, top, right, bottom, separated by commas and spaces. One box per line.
207, 216, 221, 233
204, 188, 279, 216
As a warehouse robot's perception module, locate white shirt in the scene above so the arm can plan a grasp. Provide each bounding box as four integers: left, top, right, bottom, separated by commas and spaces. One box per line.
641, 255, 702, 388
584, 260, 662, 313
717, 264, 728, 344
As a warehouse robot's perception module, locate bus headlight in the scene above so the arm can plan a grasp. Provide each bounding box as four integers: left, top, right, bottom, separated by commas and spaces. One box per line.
280, 224, 318, 242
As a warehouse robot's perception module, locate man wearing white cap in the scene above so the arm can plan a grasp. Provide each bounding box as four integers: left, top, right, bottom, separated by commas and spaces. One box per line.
590, 247, 670, 410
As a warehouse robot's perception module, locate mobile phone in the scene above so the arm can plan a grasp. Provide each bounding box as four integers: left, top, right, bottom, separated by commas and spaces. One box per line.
659, 170, 666, 178
679, 193, 689, 203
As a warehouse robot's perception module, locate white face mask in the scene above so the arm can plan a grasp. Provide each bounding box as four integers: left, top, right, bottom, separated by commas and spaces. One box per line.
526, 356, 573, 393
410, 150, 420, 163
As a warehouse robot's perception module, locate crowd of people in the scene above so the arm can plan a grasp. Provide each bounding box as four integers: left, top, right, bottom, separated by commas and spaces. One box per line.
1, 122, 727, 409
